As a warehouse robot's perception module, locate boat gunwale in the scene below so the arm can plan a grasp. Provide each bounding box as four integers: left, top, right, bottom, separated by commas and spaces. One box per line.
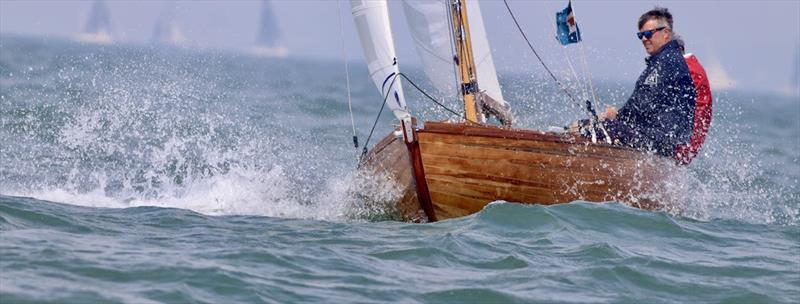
418, 121, 650, 155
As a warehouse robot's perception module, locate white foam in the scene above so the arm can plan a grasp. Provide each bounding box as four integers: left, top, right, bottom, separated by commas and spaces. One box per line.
7, 164, 360, 221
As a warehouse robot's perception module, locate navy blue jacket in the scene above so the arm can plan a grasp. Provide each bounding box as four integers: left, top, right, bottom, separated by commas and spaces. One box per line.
603, 40, 696, 156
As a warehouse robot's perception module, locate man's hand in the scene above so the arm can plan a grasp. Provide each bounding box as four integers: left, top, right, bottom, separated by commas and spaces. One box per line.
599, 106, 618, 121
567, 120, 583, 134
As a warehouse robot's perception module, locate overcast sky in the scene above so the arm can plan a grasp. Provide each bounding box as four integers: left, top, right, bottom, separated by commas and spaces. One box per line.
1, 0, 799, 95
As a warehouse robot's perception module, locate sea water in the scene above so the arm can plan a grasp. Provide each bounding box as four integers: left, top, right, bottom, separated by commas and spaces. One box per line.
1, 36, 798, 303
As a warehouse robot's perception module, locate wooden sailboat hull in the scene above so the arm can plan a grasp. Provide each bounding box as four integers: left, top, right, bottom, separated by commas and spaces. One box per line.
362, 122, 670, 222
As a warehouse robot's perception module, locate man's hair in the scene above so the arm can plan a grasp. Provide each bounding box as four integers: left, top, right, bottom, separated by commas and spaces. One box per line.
674, 34, 685, 54
638, 7, 673, 30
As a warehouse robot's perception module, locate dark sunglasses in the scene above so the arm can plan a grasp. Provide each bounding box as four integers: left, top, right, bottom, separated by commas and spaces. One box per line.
636, 26, 667, 40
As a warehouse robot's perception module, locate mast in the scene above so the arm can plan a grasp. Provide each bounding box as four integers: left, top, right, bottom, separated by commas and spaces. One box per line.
449, 0, 481, 123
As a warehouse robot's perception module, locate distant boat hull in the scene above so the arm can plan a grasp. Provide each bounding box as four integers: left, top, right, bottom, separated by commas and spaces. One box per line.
74, 32, 113, 45
361, 121, 670, 222
249, 46, 289, 58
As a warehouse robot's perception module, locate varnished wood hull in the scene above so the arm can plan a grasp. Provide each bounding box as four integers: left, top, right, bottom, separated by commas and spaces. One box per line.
362, 122, 670, 222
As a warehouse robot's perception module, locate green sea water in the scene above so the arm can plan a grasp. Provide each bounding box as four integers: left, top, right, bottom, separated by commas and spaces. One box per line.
1, 36, 798, 303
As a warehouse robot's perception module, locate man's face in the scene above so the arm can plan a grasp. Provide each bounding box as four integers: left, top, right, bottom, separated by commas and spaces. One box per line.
639, 19, 671, 55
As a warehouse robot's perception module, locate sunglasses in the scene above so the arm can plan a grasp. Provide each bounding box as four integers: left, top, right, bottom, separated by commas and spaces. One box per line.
636, 26, 667, 40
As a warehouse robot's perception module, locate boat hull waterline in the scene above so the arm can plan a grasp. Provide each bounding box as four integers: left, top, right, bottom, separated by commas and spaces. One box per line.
361, 121, 670, 222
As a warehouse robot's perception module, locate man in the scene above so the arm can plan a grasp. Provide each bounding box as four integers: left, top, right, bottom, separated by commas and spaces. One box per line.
573, 7, 696, 157
673, 37, 713, 165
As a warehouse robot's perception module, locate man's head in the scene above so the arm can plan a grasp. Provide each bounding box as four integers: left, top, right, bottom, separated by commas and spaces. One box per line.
637, 7, 673, 55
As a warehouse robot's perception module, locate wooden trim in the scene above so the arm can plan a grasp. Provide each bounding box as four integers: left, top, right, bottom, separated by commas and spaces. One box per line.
406, 129, 438, 222
369, 130, 398, 156
421, 121, 642, 153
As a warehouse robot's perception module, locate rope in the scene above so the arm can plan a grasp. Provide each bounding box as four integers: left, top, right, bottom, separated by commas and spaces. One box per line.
398, 73, 464, 119
336, 0, 358, 149
502, 0, 610, 143
501, 0, 580, 105
360, 73, 473, 159
360, 74, 396, 159
572, 1, 612, 143
571, 0, 600, 114
562, 47, 588, 100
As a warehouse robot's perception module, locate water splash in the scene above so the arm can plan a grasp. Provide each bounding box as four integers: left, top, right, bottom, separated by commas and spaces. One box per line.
2, 38, 797, 226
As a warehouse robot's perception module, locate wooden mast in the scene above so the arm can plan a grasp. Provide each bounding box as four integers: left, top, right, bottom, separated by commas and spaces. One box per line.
450, 0, 481, 123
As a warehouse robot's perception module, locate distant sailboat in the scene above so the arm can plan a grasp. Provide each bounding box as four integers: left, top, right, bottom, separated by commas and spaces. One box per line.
791, 46, 799, 96
151, 2, 187, 46
706, 57, 736, 91
250, 0, 288, 57
75, 0, 113, 44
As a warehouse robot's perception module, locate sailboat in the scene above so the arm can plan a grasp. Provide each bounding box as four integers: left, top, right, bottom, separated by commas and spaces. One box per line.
250, 0, 289, 58
74, 0, 113, 44
151, 2, 188, 47
351, 0, 670, 222
706, 57, 736, 91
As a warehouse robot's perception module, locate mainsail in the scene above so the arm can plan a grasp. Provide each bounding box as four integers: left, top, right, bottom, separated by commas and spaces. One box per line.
252, 0, 289, 57
75, 0, 113, 44
401, 0, 507, 108
464, 1, 506, 107
151, 3, 186, 46
350, 0, 410, 121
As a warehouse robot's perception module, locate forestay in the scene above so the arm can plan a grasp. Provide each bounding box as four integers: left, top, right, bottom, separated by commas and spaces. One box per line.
350, 0, 411, 121
401, 0, 508, 108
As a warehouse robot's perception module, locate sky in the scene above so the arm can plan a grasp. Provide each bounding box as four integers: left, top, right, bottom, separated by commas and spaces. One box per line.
1, 0, 799, 95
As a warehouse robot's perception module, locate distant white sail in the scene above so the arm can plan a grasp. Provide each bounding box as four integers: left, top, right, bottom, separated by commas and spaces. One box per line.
75, 0, 113, 44
350, 0, 410, 121
401, 0, 506, 107
252, 0, 288, 57
152, 2, 187, 46
793, 46, 799, 95
706, 57, 736, 91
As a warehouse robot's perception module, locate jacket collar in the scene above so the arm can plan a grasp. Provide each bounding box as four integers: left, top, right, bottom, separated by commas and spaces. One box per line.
645, 39, 680, 64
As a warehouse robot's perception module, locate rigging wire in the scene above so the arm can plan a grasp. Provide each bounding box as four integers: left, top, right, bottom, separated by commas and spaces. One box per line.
444, 0, 464, 108
501, 0, 611, 143
336, 0, 359, 149
563, 47, 589, 100
501, 0, 581, 104
360, 73, 470, 160
571, 1, 611, 143
572, 1, 602, 118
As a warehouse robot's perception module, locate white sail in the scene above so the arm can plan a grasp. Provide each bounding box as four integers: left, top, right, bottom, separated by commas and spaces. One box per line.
350, 0, 410, 121
152, 3, 186, 46
75, 0, 113, 44
252, 0, 289, 57
401, 1, 459, 100
464, 0, 506, 107
401, 0, 507, 107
